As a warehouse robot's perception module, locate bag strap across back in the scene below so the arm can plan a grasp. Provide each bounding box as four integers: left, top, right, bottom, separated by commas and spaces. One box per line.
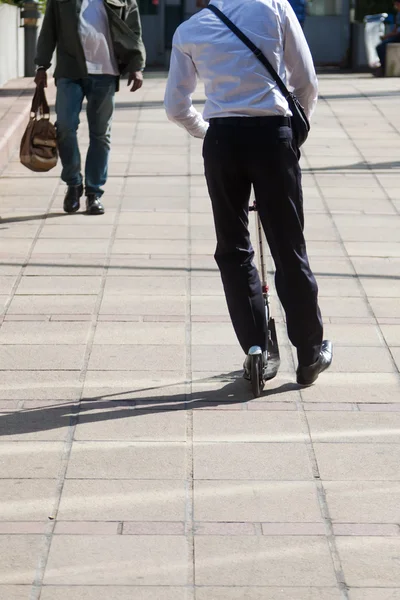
206, 4, 292, 102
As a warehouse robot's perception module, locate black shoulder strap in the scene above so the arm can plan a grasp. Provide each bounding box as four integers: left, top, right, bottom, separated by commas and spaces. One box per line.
207, 4, 291, 101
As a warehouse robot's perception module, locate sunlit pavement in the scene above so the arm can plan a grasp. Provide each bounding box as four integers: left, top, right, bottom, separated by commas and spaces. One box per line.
0, 72, 400, 599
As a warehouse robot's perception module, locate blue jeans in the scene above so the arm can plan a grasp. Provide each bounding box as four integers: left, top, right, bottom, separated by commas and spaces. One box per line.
376, 33, 400, 71
55, 75, 117, 196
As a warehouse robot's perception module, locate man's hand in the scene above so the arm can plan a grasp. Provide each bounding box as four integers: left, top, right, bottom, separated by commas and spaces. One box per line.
34, 68, 47, 88
127, 71, 143, 92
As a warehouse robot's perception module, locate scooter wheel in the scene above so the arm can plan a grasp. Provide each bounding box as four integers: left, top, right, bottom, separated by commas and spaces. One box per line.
250, 354, 264, 398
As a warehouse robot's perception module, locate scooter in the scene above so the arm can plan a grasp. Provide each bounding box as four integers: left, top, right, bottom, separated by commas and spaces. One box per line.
247, 202, 281, 397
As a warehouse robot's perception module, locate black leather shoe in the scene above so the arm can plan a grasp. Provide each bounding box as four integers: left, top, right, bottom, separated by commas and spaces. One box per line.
86, 194, 105, 215
63, 184, 83, 213
296, 340, 333, 386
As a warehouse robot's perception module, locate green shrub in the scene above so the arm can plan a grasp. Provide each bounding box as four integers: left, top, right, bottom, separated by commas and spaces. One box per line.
0, 0, 23, 5
0, 0, 45, 11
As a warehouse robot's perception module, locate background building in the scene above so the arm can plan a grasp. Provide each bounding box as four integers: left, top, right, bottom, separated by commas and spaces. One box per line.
0, 3, 25, 86
139, 0, 354, 68
305, 0, 351, 65
138, 0, 194, 66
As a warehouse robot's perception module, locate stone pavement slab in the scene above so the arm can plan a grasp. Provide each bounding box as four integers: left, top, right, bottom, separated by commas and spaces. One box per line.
1, 72, 400, 598
0, 536, 45, 584
0, 480, 57, 521
192, 411, 305, 442
307, 411, 400, 442
337, 537, 400, 587
16, 275, 103, 295
0, 321, 91, 345
40, 588, 188, 600
103, 275, 186, 295
300, 372, 399, 404
0, 442, 65, 478
195, 536, 336, 586
44, 535, 188, 585
314, 443, 400, 480
322, 323, 383, 346
322, 346, 394, 372
369, 297, 400, 318
74, 408, 187, 441
87, 344, 185, 372
361, 277, 400, 297
194, 442, 312, 480
99, 294, 186, 316
0, 371, 81, 400
7, 294, 98, 315
0, 345, 86, 370
66, 441, 186, 479
324, 481, 400, 523
349, 591, 400, 600
196, 590, 342, 600
194, 480, 322, 522
57, 479, 186, 521
0, 587, 31, 600
93, 321, 185, 345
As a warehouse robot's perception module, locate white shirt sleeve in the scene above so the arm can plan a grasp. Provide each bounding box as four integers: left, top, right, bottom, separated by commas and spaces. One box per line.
164, 31, 209, 139
283, 2, 318, 120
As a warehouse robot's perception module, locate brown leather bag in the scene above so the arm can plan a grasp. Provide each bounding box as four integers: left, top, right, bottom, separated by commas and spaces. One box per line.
20, 85, 58, 172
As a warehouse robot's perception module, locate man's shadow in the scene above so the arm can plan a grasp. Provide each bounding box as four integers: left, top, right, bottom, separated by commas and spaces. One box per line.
0, 373, 299, 438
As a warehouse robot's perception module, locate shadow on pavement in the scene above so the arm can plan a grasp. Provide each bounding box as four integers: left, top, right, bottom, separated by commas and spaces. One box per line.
0, 213, 69, 224
0, 374, 299, 437
304, 161, 400, 172
320, 91, 400, 100
0, 88, 33, 98
0, 260, 398, 279
115, 99, 204, 110
0, 260, 220, 273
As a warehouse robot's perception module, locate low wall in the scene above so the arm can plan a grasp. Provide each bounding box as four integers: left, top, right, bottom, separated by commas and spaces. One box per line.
0, 4, 24, 87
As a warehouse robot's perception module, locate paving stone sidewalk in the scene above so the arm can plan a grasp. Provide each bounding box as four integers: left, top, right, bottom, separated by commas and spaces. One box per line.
0, 72, 400, 600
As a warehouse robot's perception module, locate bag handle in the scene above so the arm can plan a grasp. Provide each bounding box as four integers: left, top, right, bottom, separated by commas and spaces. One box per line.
31, 85, 50, 118
207, 4, 292, 101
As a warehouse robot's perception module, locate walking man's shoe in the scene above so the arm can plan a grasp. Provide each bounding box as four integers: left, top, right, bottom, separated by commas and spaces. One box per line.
63, 184, 83, 213
296, 340, 333, 386
86, 194, 105, 215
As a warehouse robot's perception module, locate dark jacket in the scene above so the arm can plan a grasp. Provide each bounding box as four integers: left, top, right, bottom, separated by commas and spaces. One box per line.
35, 0, 146, 79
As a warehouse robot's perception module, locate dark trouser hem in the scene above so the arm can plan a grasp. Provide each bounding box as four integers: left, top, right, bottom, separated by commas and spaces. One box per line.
63, 179, 83, 188
297, 344, 322, 367
85, 187, 104, 197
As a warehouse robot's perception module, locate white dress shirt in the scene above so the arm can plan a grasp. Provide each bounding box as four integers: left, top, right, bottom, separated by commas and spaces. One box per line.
79, 0, 119, 76
164, 0, 318, 139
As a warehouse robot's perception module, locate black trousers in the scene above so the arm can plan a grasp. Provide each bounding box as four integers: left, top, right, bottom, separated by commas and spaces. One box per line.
203, 117, 323, 367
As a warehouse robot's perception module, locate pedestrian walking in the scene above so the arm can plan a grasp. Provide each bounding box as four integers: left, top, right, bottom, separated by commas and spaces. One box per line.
34, 0, 146, 215
164, 0, 332, 386
375, 0, 400, 76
